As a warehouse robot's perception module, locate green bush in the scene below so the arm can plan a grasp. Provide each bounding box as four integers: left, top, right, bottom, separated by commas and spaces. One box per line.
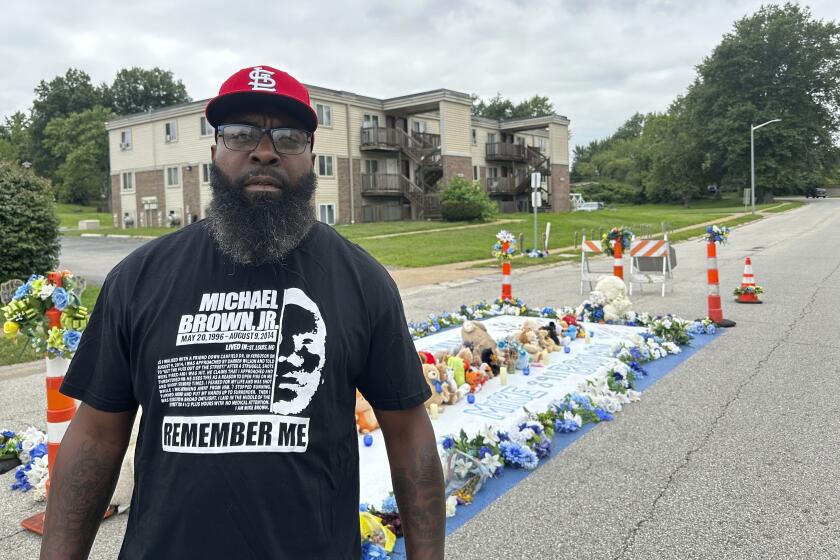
440, 176, 498, 222
576, 181, 644, 204
0, 161, 60, 283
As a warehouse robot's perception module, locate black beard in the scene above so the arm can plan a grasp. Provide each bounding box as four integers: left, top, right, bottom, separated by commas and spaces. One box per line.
205, 164, 317, 265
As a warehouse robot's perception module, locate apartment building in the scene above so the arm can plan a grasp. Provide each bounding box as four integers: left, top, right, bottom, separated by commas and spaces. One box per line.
106, 85, 570, 228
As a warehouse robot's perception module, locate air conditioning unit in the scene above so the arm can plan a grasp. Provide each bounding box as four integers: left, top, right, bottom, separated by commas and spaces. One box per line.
165, 134, 172, 141
119, 142, 130, 150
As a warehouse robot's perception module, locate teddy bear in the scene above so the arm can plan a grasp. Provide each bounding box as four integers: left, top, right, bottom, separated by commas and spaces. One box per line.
595, 276, 633, 322
515, 320, 549, 363
355, 390, 379, 434
461, 321, 498, 361
422, 363, 449, 411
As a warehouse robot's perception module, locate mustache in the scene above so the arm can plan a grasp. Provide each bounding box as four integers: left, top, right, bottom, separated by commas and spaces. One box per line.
234, 168, 292, 189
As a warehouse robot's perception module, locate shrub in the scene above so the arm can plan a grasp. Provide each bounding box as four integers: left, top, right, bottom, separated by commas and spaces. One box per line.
576, 181, 644, 204
440, 176, 498, 222
0, 161, 60, 283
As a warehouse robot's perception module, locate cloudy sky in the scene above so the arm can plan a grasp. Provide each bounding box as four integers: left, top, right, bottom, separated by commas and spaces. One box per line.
2, 0, 838, 151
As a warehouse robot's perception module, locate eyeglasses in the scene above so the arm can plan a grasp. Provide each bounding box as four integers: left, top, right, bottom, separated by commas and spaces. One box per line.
217, 124, 312, 155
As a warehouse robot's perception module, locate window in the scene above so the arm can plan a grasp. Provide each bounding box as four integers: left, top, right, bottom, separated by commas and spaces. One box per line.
318, 155, 334, 177
471, 128, 477, 145
166, 166, 180, 187
121, 172, 134, 192
538, 138, 547, 152
487, 167, 498, 180
120, 129, 132, 150
316, 104, 332, 127
364, 159, 379, 174
516, 136, 525, 146
201, 163, 212, 184
200, 117, 213, 136
363, 114, 379, 129
165, 121, 178, 142
487, 132, 496, 144
412, 120, 426, 133
319, 203, 336, 225
473, 166, 479, 181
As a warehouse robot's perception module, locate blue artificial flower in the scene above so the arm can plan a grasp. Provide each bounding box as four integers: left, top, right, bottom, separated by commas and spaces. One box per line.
13, 284, 30, 300
593, 308, 604, 320
708, 325, 716, 334
554, 419, 580, 433
479, 446, 491, 459
380, 495, 398, 514
359, 503, 369, 512
534, 438, 551, 459
595, 408, 614, 422
629, 361, 647, 376
441, 436, 455, 450
361, 540, 389, 559
1, 430, 14, 439
499, 441, 539, 470
572, 394, 592, 411
496, 430, 510, 442
63, 330, 82, 352
51, 288, 69, 311
30, 443, 47, 460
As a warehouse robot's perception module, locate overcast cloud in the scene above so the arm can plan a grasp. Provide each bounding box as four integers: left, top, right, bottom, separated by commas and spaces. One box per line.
2, 0, 839, 151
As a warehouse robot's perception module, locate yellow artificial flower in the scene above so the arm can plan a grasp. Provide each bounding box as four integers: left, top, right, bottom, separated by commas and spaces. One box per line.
30, 278, 44, 296
3, 321, 19, 338
47, 326, 65, 350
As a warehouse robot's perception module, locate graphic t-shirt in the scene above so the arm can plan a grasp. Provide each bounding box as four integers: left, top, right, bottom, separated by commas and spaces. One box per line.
61, 221, 430, 560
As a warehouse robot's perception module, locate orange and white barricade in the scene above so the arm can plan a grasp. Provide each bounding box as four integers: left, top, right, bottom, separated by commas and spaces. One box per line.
629, 236, 674, 297
580, 236, 606, 294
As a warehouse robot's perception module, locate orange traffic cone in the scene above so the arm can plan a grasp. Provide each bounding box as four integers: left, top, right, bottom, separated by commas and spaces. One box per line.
706, 241, 736, 327
735, 257, 763, 304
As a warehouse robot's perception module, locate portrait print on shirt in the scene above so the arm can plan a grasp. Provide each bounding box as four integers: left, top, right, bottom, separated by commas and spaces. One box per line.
159, 286, 326, 455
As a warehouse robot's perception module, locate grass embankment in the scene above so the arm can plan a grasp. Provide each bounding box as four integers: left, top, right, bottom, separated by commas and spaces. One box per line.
0, 286, 101, 367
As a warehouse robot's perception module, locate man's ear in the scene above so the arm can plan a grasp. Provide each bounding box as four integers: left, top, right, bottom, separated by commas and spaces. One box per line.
211, 144, 216, 160
311, 152, 316, 166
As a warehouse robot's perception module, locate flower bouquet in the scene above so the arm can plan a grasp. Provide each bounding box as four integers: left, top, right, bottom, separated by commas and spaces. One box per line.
492, 230, 517, 263
601, 227, 634, 257
733, 285, 764, 296
705, 224, 730, 244
1, 271, 89, 359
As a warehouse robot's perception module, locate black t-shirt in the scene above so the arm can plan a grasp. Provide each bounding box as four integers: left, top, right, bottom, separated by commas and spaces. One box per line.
61, 221, 430, 560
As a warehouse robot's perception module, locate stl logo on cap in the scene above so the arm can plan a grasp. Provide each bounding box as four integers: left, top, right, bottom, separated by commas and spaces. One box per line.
248, 66, 277, 92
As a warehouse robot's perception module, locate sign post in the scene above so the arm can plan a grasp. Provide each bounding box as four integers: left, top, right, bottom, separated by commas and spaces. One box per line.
531, 171, 541, 254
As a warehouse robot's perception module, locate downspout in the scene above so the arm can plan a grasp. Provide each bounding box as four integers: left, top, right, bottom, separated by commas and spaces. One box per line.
344, 102, 355, 223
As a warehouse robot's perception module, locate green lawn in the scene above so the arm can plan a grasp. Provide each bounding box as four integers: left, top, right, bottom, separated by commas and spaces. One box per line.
0, 285, 101, 367
56, 204, 110, 229
63, 226, 174, 238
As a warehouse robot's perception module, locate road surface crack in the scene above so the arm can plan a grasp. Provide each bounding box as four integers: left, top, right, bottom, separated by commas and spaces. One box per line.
612, 258, 840, 559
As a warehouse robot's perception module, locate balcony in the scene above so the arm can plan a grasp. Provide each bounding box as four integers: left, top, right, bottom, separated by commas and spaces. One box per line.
486, 173, 526, 195
485, 142, 526, 162
361, 173, 404, 196
360, 127, 401, 151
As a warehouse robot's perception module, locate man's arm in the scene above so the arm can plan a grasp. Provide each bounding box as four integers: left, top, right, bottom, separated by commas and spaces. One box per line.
40, 403, 136, 560
376, 405, 445, 560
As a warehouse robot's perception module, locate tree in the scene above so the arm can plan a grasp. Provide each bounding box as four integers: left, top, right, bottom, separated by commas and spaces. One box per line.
29, 69, 105, 179
473, 93, 555, 120
105, 67, 191, 115
44, 106, 113, 205
0, 111, 31, 163
685, 3, 840, 196
0, 161, 60, 283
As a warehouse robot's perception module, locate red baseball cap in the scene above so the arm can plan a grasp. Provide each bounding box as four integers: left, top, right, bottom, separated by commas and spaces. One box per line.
205, 65, 319, 133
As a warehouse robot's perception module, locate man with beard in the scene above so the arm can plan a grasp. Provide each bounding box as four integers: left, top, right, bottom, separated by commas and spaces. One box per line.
43, 65, 444, 560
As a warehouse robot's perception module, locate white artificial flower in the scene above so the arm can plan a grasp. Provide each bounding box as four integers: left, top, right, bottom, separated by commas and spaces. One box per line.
453, 458, 473, 479
39, 283, 55, 299
481, 453, 503, 475
446, 496, 458, 517
19, 450, 30, 464
482, 425, 500, 445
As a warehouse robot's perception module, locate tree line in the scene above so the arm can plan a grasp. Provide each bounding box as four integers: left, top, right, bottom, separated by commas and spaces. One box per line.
571, 3, 840, 206
0, 68, 190, 205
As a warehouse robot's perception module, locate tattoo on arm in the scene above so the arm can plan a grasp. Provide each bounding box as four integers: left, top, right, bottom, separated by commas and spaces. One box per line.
391, 442, 445, 560
41, 440, 124, 560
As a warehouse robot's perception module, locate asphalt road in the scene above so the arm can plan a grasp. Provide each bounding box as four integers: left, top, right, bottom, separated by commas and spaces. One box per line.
3, 198, 838, 558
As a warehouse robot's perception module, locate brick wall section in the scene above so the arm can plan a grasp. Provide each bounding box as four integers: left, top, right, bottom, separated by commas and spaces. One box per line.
182, 166, 201, 224
441, 155, 472, 187
351, 158, 364, 223
336, 157, 351, 225
110, 174, 121, 222
551, 163, 571, 212
135, 169, 165, 227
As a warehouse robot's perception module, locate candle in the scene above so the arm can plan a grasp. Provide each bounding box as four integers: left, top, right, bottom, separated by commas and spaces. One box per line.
363, 434, 373, 447
564, 346, 571, 354
500, 366, 508, 386
467, 394, 476, 404
430, 403, 439, 420
584, 330, 591, 344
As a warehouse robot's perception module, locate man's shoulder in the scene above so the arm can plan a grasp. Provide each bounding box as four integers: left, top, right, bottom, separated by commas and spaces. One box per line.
108, 221, 210, 280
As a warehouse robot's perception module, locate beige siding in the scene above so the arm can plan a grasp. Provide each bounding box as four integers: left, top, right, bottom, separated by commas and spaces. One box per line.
110, 123, 156, 172
310, 99, 349, 157
154, 115, 215, 167
439, 101, 472, 156
348, 106, 384, 155
469, 125, 498, 168
548, 123, 570, 165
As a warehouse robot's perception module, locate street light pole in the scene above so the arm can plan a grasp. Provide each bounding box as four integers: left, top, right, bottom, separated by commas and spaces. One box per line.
750, 119, 781, 214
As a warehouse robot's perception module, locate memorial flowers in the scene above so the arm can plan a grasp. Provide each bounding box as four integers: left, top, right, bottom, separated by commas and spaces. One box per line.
3, 427, 49, 493
602, 227, 634, 257
1, 271, 89, 358
706, 224, 731, 244
492, 230, 517, 263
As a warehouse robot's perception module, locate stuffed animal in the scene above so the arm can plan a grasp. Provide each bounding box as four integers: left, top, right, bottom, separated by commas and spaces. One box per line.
458, 347, 476, 370
480, 347, 501, 377
355, 390, 379, 434
515, 320, 549, 363
540, 321, 561, 346
461, 321, 497, 360
417, 351, 436, 365
447, 355, 466, 386
595, 276, 633, 322
423, 364, 449, 410
465, 367, 488, 393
